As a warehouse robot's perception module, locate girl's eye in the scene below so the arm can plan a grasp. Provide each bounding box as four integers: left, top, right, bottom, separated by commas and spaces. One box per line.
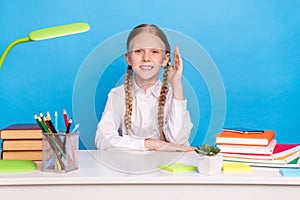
134, 49, 143, 54
152, 49, 161, 54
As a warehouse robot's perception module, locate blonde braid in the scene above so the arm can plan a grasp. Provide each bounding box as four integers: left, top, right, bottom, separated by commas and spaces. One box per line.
124, 66, 133, 135
158, 63, 170, 141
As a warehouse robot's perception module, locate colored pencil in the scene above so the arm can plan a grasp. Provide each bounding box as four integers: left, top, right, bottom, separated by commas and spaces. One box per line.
71, 124, 80, 133
63, 109, 69, 129
66, 118, 72, 133
54, 111, 58, 131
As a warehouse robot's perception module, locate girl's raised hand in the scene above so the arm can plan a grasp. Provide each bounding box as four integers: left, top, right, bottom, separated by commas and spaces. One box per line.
167, 46, 183, 85
167, 46, 185, 100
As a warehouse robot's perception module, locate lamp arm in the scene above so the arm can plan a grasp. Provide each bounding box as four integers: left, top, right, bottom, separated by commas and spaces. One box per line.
0, 37, 30, 68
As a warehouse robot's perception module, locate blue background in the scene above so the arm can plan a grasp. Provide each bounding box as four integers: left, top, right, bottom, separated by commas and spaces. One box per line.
1, 0, 299, 149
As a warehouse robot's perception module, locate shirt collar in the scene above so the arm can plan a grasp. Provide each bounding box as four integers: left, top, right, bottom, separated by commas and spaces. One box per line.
132, 79, 162, 99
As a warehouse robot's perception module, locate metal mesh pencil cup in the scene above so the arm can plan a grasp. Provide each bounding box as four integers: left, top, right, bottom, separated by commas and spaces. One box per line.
42, 132, 79, 173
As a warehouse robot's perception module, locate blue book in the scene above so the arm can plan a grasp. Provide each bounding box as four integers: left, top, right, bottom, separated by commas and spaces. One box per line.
0, 139, 2, 151
280, 168, 300, 177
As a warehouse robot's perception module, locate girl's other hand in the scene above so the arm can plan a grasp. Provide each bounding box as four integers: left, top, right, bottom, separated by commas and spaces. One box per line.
144, 138, 196, 152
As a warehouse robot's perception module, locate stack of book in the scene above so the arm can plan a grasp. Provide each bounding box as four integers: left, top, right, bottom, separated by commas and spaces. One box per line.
0, 139, 2, 159
0, 123, 43, 161
215, 128, 300, 168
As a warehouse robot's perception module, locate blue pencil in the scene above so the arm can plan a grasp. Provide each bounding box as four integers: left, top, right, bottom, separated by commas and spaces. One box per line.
43, 155, 55, 170
71, 124, 80, 133
54, 111, 58, 131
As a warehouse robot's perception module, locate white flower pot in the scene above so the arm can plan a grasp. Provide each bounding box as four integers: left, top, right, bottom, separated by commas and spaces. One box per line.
198, 154, 223, 175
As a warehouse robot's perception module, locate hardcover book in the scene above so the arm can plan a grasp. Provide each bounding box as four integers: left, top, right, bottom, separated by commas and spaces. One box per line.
218, 139, 277, 155
0, 123, 42, 139
215, 130, 275, 146
2, 139, 42, 151
1, 150, 42, 161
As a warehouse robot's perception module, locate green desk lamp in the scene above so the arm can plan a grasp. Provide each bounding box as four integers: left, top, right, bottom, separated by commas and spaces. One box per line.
0, 22, 90, 68
0, 22, 90, 173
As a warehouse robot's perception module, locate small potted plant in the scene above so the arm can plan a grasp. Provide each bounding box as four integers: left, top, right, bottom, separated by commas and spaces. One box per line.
195, 144, 223, 175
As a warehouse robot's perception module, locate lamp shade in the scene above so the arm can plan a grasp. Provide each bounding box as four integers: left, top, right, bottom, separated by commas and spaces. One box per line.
0, 22, 90, 68
29, 22, 90, 41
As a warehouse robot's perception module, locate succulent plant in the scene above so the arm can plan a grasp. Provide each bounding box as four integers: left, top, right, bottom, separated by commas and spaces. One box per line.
195, 144, 220, 156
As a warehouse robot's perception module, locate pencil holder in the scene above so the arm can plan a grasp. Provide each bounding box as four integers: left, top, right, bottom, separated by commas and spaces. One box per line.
41, 132, 79, 173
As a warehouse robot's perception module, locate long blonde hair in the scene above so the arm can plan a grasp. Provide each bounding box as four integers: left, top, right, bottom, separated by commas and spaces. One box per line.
124, 24, 171, 141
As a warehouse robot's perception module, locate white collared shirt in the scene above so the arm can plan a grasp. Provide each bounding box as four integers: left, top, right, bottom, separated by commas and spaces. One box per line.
95, 79, 193, 150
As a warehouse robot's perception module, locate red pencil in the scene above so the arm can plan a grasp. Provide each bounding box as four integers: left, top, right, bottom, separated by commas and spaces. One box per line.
63, 109, 69, 129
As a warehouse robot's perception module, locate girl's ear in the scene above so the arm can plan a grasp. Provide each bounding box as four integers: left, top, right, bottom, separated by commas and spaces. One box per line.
125, 53, 132, 65
162, 53, 170, 66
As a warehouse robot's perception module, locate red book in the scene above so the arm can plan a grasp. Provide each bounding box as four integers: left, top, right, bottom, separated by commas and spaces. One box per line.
215, 130, 275, 146
273, 144, 300, 158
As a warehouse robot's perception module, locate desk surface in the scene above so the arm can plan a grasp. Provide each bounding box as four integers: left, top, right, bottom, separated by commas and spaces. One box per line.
1, 150, 300, 199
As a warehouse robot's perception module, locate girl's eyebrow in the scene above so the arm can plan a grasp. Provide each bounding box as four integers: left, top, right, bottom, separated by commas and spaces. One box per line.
132, 47, 163, 50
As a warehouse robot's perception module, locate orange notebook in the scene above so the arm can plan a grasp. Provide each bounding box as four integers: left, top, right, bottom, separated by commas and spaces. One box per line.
215, 130, 275, 146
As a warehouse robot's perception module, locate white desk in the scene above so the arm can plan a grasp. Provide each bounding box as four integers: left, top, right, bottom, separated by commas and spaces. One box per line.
1, 150, 300, 200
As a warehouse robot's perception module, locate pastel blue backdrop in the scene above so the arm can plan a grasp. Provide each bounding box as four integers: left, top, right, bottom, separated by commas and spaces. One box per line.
1, 0, 299, 149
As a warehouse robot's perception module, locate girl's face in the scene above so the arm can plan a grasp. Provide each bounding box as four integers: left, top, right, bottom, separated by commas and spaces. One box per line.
126, 32, 170, 88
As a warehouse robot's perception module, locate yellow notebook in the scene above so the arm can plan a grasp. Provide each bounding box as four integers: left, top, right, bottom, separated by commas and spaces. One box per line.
222, 162, 252, 173
158, 163, 198, 172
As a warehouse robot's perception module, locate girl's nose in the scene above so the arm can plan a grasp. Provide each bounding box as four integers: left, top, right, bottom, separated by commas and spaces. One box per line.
143, 50, 150, 62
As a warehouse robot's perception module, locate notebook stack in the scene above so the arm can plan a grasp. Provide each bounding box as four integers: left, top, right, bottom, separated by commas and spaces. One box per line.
0, 123, 43, 161
215, 128, 300, 168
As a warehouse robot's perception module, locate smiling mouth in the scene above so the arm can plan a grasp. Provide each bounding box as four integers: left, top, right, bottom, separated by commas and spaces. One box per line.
139, 65, 153, 70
